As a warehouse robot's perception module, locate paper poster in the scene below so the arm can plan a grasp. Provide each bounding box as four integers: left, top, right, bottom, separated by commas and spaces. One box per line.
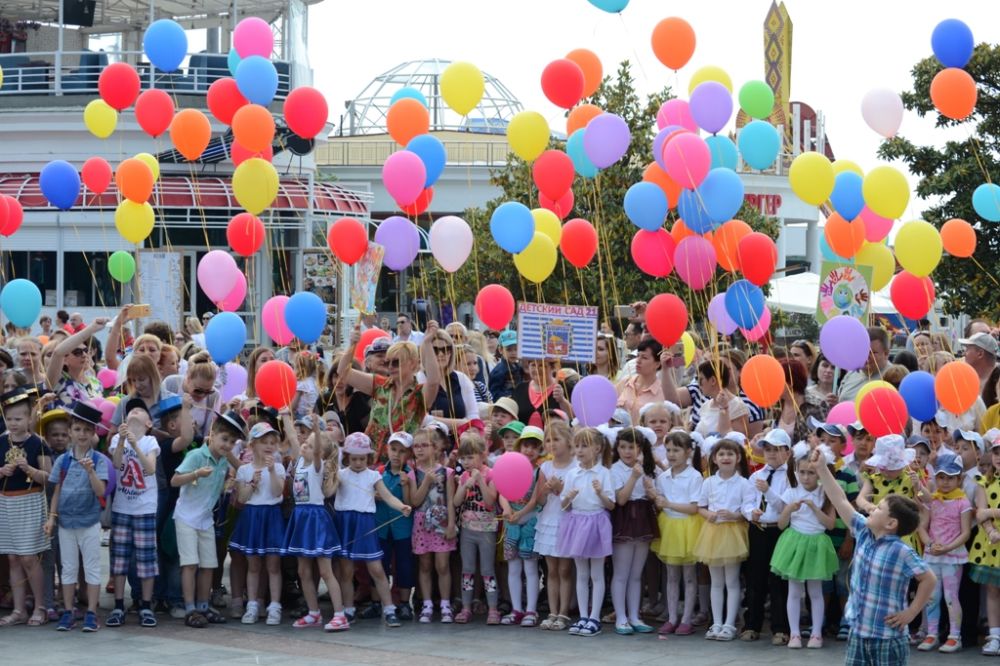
517, 302, 599, 362
816, 261, 873, 324
302, 250, 339, 349
138, 252, 183, 328
350, 243, 384, 315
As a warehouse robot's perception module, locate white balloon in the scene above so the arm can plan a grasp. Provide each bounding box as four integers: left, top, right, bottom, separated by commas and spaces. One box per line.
429, 215, 473, 273
860, 88, 904, 139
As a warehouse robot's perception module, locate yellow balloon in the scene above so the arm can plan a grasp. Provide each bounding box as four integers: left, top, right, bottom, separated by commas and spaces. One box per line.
440, 61, 484, 116
854, 242, 894, 291
232, 158, 278, 215
514, 233, 557, 283
114, 200, 155, 243
681, 331, 695, 367
106, 395, 120, 405
832, 159, 863, 177
687, 65, 732, 95
863, 166, 909, 220
531, 208, 562, 246
84, 99, 117, 139
0, 65, 4, 89
789, 152, 834, 206
854, 380, 895, 413
507, 111, 549, 162
894, 220, 941, 277
134, 152, 160, 181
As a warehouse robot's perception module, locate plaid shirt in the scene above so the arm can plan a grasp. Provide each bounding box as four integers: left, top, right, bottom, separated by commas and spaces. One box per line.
845, 513, 928, 639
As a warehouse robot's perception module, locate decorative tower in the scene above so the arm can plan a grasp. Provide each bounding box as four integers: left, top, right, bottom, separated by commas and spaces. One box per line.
762, 0, 792, 132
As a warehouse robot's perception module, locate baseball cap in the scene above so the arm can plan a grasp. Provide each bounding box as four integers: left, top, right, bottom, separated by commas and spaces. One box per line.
953, 428, 985, 453
364, 336, 392, 358
123, 397, 151, 419
760, 428, 792, 448
518, 425, 544, 442
959, 331, 999, 357
492, 397, 519, 419
248, 422, 277, 440
932, 450, 964, 476
610, 408, 632, 427
498, 421, 525, 438
388, 431, 413, 449
846, 421, 867, 436
294, 414, 326, 431
809, 416, 847, 440
905, 435, 931, 452
498, 331, 518, 348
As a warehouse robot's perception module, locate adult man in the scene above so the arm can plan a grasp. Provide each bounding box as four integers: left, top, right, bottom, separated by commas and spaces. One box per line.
615, 339, 664, 423
66, 312, 85, 334
617, 321, 644, 377
959, 331, 1000, 408
965, 318, 993, 339
393, 314, 424, 345
837, 327, 891, 402
488, 331, 523, 399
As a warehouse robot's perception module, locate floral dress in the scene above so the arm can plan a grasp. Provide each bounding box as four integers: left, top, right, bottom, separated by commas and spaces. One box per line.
365, 375, 426, 461
54, 372, 102, 410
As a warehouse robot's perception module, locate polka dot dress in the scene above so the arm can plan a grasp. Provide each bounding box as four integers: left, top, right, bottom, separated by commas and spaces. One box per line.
866, 472, 920, 552
970, 477, 1000, 586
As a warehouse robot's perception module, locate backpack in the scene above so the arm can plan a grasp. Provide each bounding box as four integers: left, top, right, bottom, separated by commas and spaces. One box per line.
59, 450, 117, 509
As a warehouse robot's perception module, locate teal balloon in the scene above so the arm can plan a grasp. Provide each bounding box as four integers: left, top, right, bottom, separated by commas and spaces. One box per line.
227, 48, 241, 76
490, 201, 535, 253
830, 172, 865, 220
699, 168, 744, 224
0, 279, 41, 328
285, 291, 326, 344
706, 135, 738, 171
567, 128, 598, 179
391, 87, 428, 108
587, 0, 629, 11
973, 183, 1000, 222
738, 120, 780, 170
205, 312, 246, 363
820, 234, 847, 262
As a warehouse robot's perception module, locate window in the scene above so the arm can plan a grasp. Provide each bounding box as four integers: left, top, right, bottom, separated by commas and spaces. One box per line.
63, 252, 118, 307
3, 251, 56, 304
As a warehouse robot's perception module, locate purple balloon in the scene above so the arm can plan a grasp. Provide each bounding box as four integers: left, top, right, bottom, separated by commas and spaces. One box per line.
689, 82, 733, 135
571, 374, 618, 426
708, 292, 738, 335
374, 215, 419, 271
819, 315, 869, 371
652, 125, 686, 171
220, 362, 248, 403
583, 113, 631, 168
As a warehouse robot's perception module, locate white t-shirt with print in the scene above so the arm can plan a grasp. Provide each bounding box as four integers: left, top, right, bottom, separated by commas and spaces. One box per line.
108, 433, 161, 516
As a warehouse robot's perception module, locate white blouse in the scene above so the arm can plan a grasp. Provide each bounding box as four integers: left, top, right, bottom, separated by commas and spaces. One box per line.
611, 460, 651, 502
697, 472, 756, 522
291, 457, 326, 506
748, 464, 791, 524
334, 468, 381, 513
780, 485, 829, 535
561, 464, 614, 514
655, 465, 703, 518
236, 462, 286, 506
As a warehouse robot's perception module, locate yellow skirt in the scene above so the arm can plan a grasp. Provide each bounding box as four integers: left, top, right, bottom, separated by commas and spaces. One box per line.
692, 520, 748, 566
654, 513, 704, 566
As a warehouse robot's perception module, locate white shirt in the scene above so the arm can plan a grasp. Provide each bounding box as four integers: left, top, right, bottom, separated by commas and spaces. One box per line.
964, 468, 983, 504
651, 444, 667, 465
611, 460, 650, 502
292, 457, 326, 506
334, 468, 381, 513
394, 330, 425, 345
695, 397, 750, 436
698, 473, 756, 522
655, 465, 703, 518
236, 462, 287, 506
938, 398, 986, 432
780, 485, 829, 535
538, 459, 577, 524
561, 464, 614, 514
748, 463, 791, 524
108, 433, 160, 516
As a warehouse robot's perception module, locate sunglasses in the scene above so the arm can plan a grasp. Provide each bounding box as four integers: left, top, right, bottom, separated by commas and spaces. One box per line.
387, 359, 401, 369
433, 345, 452, 356
190, 387, 211, 398
70, 348, 88, 357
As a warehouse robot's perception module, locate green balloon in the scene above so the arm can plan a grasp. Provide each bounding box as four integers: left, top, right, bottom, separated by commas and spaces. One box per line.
739, 80, 775, 120
108, 250, 136, 283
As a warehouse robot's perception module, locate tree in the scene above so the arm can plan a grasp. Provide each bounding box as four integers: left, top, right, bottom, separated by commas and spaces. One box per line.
879, 44, 1000, 315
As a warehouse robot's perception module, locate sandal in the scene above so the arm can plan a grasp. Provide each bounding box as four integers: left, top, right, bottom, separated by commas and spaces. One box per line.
27, 609, 48, 626
551, 614, 571, 631
521, 611, 538, 628
0, 609, 27, 626
184, 611, 208, 628
454, 608, 472, 624
203, 608, 227, 624
486, 609, 501, 625
539, 614, 557, 630
500, 610, 525, 626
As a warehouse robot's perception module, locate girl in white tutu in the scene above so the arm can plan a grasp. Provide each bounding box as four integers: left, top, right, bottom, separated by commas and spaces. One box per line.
535, 421, 577, 631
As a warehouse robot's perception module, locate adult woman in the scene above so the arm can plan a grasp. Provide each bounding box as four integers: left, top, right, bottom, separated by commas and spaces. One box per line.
511, 357, 574, 427
788, 340, 816, 376
445, 322, 468, 347
588, 334, 620, 380
235, 347, 275, 405
162, 353, 220, 440
774, 359, 829, 443
110, 355, 175, 428
318, 353, 370, 435
45, 318, 106, 409
15, 338, 45, 387
184, 316, 206, 350
692, 361, 749, 437
806, 353, 836, 408
460, 344, 492, 405
421, 328, 477, 426
912, 331, 934, 367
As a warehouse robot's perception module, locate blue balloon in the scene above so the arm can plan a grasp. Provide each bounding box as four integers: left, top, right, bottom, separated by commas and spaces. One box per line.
725, 280, 766, 330
830, 171, 865, 220
143, 19, 188, 73
227, 48, 241, 77
819, 234, 847, 262
204, 312, 246, 363
40, 160, 80, 211
491, 201, 535, 253
699, 168, 744, 224
973, 183, 1000, 222
624, 182, 668, 231
587, 0, 629, 12
0, 279, 41, 328
285, 291, 326, 344
738, 120, 780, 170
678, 188, 715, 234
391, 87, 428, 108
931, 19, 974, 68
899, 370, 938, 423
406, 135, 446, 188
706, 135, 738, 171
235, 55, 278, 106
567, 129, 598, 179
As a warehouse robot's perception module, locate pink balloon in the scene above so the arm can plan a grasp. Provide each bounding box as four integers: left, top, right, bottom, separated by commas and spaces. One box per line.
97, 401, 116, 436
218, 271, 247, 312
233, 17, 273, 59
662, 133, 711, 189
826, 400, 857, 454
382, 151, 427, 207
492, 452, 534, 501
674, 235, 717, 290
262, 295, 294, 345
657, 99, 697, 132
97, 367, 117, 390
740, 306, 771, 341
220, 362, 248, 402
708, 292, 738, 335
860, 206, 893, 242
197, 250, 239, 303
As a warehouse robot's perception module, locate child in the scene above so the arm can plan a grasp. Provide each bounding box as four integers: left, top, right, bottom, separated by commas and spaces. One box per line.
153, 395, 194, 616
952, 429, 984, 503
844, 421, 875, 478
491, 420, 524, 465
106, 399, 161, 628
692, 438, 755, 641
858, 435, 923, 555
811, 447, 936, 665
377, 432, 415, 621
609, 427, 658, 635
334, 432, 412, 628
639, 402, 681, 470
558, 427, 614, 637
39, 406, 70, 621
499, 425, 543, 626
970, 438, 1000, 655
770, 443, 839, 649
921, 414, 950, 453
453, 431, 500, 624
291, 351, 319, 420
171, 410, 245, 628
534, 420, 577, 631
45, 402, 109, 632
916, 450, 971, 653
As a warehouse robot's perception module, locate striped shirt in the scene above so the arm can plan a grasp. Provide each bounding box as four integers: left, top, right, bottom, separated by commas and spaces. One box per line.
685, 381, 767, 428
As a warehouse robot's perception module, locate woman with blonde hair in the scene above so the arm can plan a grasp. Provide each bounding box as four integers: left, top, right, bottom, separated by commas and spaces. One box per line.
184, 316, 206, 350
421, 327, 478, 427
162, 354, 220, 439
111, 354, 175, 427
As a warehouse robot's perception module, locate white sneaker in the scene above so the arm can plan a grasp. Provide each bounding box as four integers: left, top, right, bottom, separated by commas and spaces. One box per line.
242, 601, 259, 625
706, 624, 722, 640
983, 636, 1000, 656
266, 603, 282, 626
717, 624, 738, 641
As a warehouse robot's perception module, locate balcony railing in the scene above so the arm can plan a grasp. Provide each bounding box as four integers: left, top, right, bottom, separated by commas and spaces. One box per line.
316, 139, 511, 167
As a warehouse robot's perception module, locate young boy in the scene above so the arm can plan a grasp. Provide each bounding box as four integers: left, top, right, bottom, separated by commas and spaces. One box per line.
812, 444, 936, 665
377, 431, 415, 621
491, 421, 524, 465
106, 398, 161, 628
951, 429, 983, 503
39, 406, 70, 621
171, 410, 245, 628
154, 395, 194, 617
845, 421, 875, 478
45, 401, 109, 632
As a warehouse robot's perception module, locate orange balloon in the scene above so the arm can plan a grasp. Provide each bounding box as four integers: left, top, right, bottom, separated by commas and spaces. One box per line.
386, 98, 430, 146
670, 218, 712, 245
934, 360, 980, 414
712, 219, 752, 272
740, 355, 785, 408
231, 104, 275, 154
643, 162, 681, 210
170, 108, 211, 162
930, 67, 977, 121
940, 218, 976, 257
566, 48, 602, 98
824, 212, 866, 259
114, 158, 154, 204
567, 104, 603, 136
651, 17, 696, 71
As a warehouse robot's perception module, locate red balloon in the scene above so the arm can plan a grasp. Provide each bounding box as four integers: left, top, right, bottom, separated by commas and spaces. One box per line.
560, 218, 598, 268
255, 360, 298, 409
354, 328, 390, 363
532, 150, 574, 200
401, 187, 433, 216
475, 284, 516, 330
858, 387, 908, 437
0, 197, 8, 235
737, 232, 778, 286
231, 141, 274, 166
541, 58, 585, 109
207, 77, 248, 125
328, 217, 368, 265
226, 212, 265, 256
134, 89, 175, 138
631, 229, 676, 277
890, 271, 936, 320
539, 189, 574, 220
0, 196, 21, 237
98, 62, 140, 111
284, 86, 329, 139
645, 293, 688, 347
81, 157, 112, 195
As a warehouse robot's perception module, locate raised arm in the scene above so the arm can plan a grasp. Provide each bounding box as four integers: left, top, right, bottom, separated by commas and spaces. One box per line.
658, 349, 692, 409
420, 321, 442, 408
337, 325, 375, 395
104, 305, 132, 371
813, 449, 857, 527
47, 317, 108, 388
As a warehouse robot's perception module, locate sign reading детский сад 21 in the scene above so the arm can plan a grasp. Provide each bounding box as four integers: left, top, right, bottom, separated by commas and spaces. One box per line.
517, 302, 598, 363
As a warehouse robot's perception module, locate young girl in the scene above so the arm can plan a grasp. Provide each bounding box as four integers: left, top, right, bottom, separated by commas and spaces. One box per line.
534, 420, 577, 631
653, 431, 704, 636
770, 444, 838, 649
692, 438, 755, 641
453, 432, 500, 624
558, 427, 614, 638
858, 435, 924, 554
291, 351, 319, 420
334, 432, 412, 628
639, 402, 681, 470
972, 439, 1000, 656
609, 427, 658, 635
499, 427, 543, 627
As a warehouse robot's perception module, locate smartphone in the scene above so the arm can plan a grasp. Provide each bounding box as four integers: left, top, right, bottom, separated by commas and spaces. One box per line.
614, 304, 636, 319
127, 304, 151, 319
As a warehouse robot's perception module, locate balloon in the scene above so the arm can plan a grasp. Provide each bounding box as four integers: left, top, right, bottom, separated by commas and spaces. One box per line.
541, 59, 584, 109
858, 387, 908, 437
699, 167, 744, 223
725, 279, 765, 329
624, 182, 668, 231
406, 134, 446, 188
475, 284, 515, 331
40, 160, 80, 210
656, 100, 697, 132
738, 120, 780, 170
890, 271, 935, 320
930, 68, 977, 121
663, 133, 711, 189
401, 187, 433, 216
854, 242, 894, 291
680, 332, 696, 366
706, 135, 739, 171
285, 291, 326, 344
390, 87, 428, 107
114, 201, 154, 243
642, 162, 682, 207
567, 128, 598, 179
583, 113, 630, 168
354, 328, 389, 363
0, 196, 22, 237
227, 48, 241, 77
143, 19, 188, 73
860, 206, 893, 242
863, 166, 909, 220
170, 108, 211, 161
973, 183, 1000, 222
232, 158, 278, 215
490, 201, 535, 254
652, 127, 685, 172
235, 55, 278, 106
738, 80, 775, 119
107, 250, 135, 283
284, 86, 328, 139
860, 88, 904, 138
587, 0, 629, 12
894, 220, 942, 277
570, 375, 618, 427
232, 104, 275, 154
651, 17, 696, 70
712, 219, 752, 272
492, 452, 534, 501
824, 212, 866, 259
440, 61, 484, 115
560, 218, 598, 268
97, 367, 118, 390
514, 233, 557, 283
737, 232, 777, 286
262, 296, 294, 345
115, 158, 154, 204
645, 294, 688, 347
218, 271, 247, 312
507, 111, 550, 162
567, 103, 603, 136
935, 360, 980, 414
940, 218, 976, 257
740, 355, 784, 408
327, 217, 368, 265
539, 189, 574, 220
677, 188, 714, 234
740, 306, 771, 342
205, 312, 246, 363
382, 150, 427, 207
207, 78, 248, 125
688, 65, 732, 95
134, 89, 175, 138
197, 250, 239, 303
221, 363, 249, 403
532, 208, 562, 246
83, 99, 117, 139
387, 98, 429, 146
566, 48, 602, 98
899, 371, 938, 423
855, 381, 897, 413
833, 160, 864, 177
830, 171, 865, 220
234, 16, 273, 58
226, 212, 265, 256
0, 279, 41, 327
820, 315, 869, 370
430, 216, 473, 273
81, 157, 112, 195
532, 150, 574, 200
98, 62, 140, 111
789, 152, 834, 205
374, 216, 419, 271
631, 229, 676, 278
931, 18, 974, 68
670, 218, 712, 245
255, 361, 297, 409
231, 140, 273, 166
674, 235, 716, 291
707, 292, 738, 335
689, 81, 732, 134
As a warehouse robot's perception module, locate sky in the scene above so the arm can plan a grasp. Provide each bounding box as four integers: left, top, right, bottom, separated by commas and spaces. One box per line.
307, 0, 998, 222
